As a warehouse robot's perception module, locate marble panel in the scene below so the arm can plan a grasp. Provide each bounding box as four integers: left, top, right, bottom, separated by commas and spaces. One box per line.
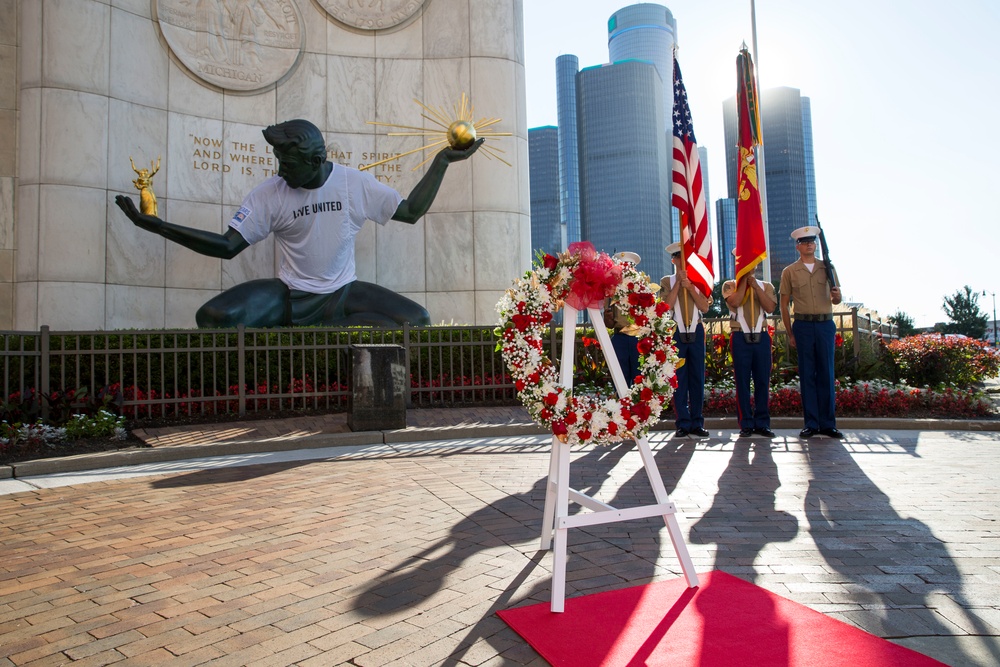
276, 51, 327, 129
424, 211, 473, 292
108, 99, 168, 196
0, 249, 13, 281
473, 210, 521, 291
17, 88, 40, 184
18, 0, 41, 87
421, 0, 468, 59
470, 59, 518, 213
110, 6, 169, 109
167, 60, 224, 119
374, 58, 423, 128
167, 113, 224, 203
39, 89, 109, 189
517, 211, 531, 270
297, 0, 328, 55
0, 282, 13, 329
164, 199, 223, 289
512, 0, 524, 65
15, 185, 38, 281
0, 44, 15, 109
0, 0, 16, 45
424, 290, 474, 326
370, 133, 420, 195
37, 282, 106, 331
0, 177, 11, 250
222, 87, 277, 127
514, 58, 527, 139
42, 0, 110, 95
422, 58, 470, 120
165, 287, 217, 329
327, 56, 376, 135
354, 216, 376, 283
327, 20, 376, 58
106, 285, 165, 330
222, 121, 275, 206
474, 289, 505, 326
0, 108, 16, 176
325, 132, 375, 174
376, 211, 425, 292
15, 282, 38, 330
516, 136, 530, 216
106, 192, 165, 287
373, 10, 422, 59
38, 185, 108, 283
111, 0, 150, 19
469, 0, 515, 60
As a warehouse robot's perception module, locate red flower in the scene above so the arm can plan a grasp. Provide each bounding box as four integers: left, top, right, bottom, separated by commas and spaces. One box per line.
543, 392, 560, 406
654, 350, 666, 363
564, 411, 578, 425
582, 336, 599, 347
669, 375, 679, 389
628, 292, 655, 308
607, 422, 618, 435
516, 300, 526, 313
515, 379, 525, 392
543, 254, 559, 270
633, 402, 651, 420
540, 311, 553, 324
636, 337, 654, 355
577, 429, 592, 441
540, 407, 553, 420
655, 301, 670, 316
552, 421, 568, 436
511, 314, 533, 332
835, 333, 844, 348
640, 387, 653, 402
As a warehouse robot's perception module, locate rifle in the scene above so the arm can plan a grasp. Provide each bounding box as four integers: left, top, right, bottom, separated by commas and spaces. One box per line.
814, 215, 838, 290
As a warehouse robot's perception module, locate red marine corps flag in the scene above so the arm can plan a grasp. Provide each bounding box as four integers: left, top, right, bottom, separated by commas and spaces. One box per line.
734, 46, 768, 285
671, 56, 714, 297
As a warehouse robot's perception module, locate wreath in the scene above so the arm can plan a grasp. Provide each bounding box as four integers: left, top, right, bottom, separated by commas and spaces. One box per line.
496, 242, 679, 445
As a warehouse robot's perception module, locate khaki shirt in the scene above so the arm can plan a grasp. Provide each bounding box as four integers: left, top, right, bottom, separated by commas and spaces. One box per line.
779, 261, 838, 315
722, 280, 775, 331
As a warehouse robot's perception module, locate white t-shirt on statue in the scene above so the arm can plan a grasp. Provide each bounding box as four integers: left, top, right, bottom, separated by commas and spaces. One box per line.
229, 165, 403, 294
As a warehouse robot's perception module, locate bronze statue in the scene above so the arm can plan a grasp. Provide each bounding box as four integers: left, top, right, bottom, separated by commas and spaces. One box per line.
129, 156, 161, 216
115, 119, 482, 328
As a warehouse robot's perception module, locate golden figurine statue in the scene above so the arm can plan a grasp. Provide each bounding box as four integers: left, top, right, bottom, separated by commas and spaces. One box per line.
130, 156, 161, 216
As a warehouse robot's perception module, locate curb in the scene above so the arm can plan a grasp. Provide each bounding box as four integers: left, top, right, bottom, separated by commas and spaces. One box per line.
4, 417, 999, 479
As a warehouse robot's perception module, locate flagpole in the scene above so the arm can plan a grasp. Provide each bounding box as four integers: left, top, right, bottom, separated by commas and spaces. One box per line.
750, 0, 771, 283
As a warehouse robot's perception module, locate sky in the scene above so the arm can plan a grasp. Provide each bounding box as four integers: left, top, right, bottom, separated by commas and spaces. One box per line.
521, 0, 1000, 328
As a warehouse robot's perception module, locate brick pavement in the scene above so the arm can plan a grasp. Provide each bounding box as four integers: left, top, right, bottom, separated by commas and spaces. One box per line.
2, 429, 1000, 666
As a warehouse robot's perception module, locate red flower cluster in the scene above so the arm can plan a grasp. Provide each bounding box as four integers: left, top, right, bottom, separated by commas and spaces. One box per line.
564, 241, 622, 311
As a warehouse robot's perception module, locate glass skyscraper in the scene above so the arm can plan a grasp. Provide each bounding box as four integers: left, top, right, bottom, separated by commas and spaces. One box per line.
576, 60, 672, 282
528, 126, 562, 258
556, 55, 582, 249
715, 198, 737, 282
607, 3, 677, 129
724, 86, 817, 279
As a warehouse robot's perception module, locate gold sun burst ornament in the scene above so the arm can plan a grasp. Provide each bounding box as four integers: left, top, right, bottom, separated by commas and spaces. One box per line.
361, 93, 512, 172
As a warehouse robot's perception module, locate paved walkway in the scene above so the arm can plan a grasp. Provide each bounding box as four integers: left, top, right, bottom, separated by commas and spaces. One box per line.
2, 419, 1000, 665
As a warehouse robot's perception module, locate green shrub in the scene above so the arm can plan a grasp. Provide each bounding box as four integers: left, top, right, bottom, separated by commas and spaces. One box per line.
887, 334, 1000, 387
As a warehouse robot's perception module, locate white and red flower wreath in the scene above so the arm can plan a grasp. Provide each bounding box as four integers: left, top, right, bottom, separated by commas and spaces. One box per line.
496, 242, 680, 446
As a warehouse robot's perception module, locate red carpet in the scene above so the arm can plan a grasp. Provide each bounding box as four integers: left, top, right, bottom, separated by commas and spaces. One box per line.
497, 571, 946, 666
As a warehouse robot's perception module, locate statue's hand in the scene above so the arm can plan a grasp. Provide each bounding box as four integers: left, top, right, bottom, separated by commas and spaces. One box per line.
439, 138, 485, 164
115, 194, 161, 232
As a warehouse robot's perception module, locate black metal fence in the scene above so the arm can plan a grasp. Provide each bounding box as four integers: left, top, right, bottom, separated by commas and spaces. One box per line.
0, 307, 895, 422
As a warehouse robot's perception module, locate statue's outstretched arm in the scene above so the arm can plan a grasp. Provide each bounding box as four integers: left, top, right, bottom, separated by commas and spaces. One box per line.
392, 139, 484, 224
114, 195, 249, 259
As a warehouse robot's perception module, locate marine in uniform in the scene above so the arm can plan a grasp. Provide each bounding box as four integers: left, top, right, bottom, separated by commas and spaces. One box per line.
779, 226, 844, 439
722, 256, 777, 438
604, 252, 643, 386
661, 242, 713, 438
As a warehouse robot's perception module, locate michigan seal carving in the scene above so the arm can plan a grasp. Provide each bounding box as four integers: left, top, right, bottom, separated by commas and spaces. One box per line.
156, 0, 303, 92
318, 0, 426, 30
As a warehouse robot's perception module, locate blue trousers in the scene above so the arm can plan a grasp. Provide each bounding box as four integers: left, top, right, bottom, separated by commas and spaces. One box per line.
611, 332, 640, 387
673, 324, 705, 430
793, 319, 837, 430
731, 330, 772, 430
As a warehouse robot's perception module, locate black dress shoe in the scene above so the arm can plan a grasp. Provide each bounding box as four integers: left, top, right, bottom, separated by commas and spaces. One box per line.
739, 428, 754, 438
690, 427, 710, 438
754, 427, 776, 438
799, 427, 819, 439
819, 428, 844, 439
674, 428, 689, 438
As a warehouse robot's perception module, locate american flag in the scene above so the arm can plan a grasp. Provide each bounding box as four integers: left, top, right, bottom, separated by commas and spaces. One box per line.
672, 57, 714, 298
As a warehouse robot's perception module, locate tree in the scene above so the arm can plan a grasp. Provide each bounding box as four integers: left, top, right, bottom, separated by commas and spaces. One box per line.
887, 309, 916, 337
942, 285, 987, 339
704, 281, 727, 318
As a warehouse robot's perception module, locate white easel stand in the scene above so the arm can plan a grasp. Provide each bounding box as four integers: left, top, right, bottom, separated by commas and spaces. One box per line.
539, 305, 699, 612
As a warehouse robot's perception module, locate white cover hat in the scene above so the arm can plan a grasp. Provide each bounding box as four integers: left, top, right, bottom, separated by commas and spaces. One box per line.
665, 242, 682, 255
790, 226, 820, 241
615, 251, 640, 265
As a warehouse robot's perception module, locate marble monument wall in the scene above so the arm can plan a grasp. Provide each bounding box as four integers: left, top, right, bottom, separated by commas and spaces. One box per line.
12, 0, 529, 330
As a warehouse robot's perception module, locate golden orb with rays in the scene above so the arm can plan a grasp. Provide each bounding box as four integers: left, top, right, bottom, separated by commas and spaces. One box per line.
447, 120, 477, 150
362, 93, 511, 172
